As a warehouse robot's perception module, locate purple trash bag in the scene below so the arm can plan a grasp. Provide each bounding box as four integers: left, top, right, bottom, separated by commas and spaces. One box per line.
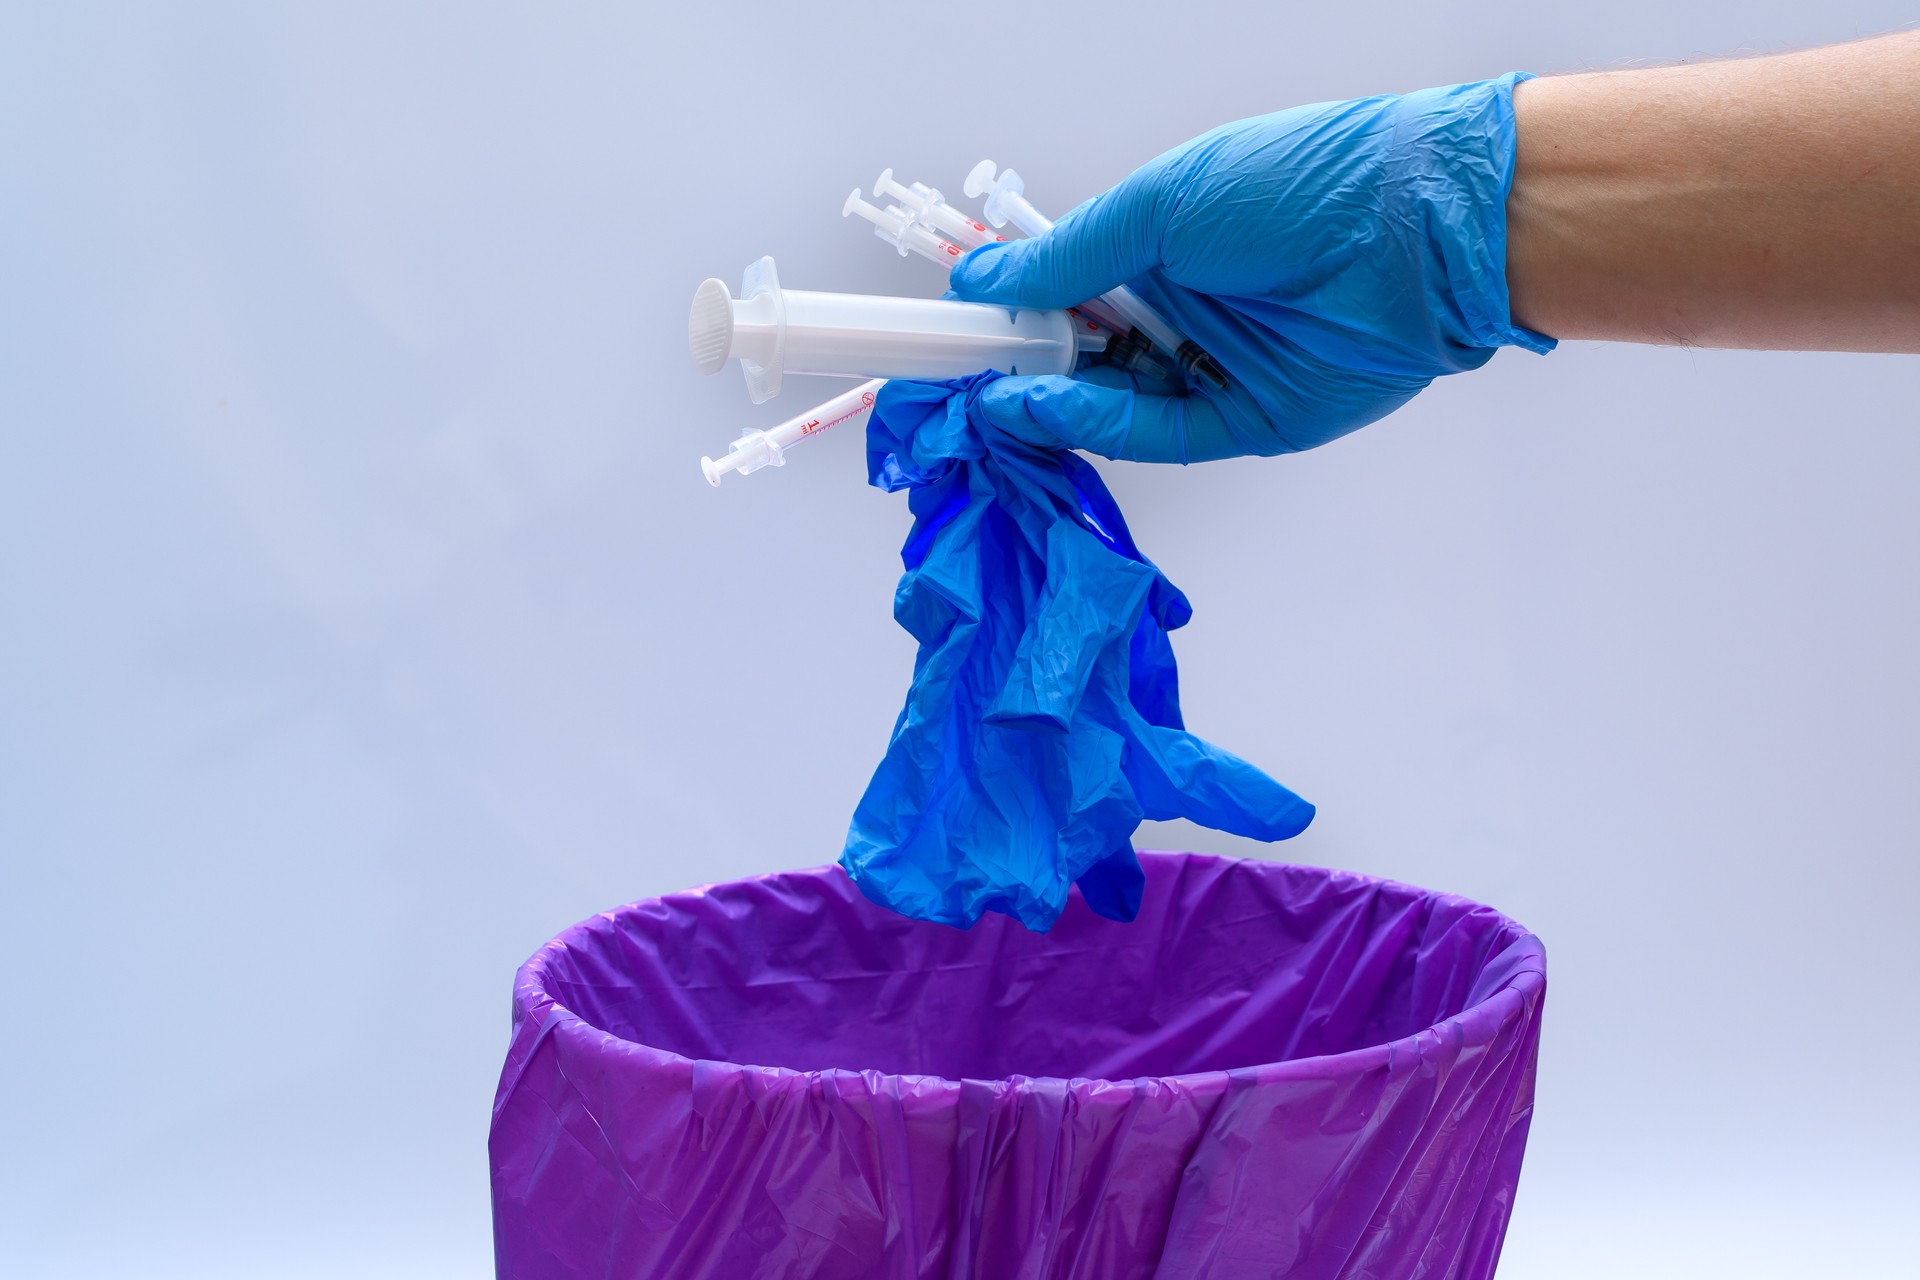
489, 852, 1546, 1279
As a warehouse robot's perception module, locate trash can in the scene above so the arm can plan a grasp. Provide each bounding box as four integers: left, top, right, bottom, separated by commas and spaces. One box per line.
490, 852, 1546, 1279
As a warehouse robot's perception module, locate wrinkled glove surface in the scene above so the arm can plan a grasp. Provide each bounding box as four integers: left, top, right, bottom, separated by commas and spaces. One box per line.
841, 375, 1313, 932
951, 74, 1556, 463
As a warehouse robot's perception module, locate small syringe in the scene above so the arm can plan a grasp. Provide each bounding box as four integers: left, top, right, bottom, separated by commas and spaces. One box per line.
842, 189, 967, 268
872, 169, 1003, 251
701, 378, 883, 486
965, 160, 1229, 389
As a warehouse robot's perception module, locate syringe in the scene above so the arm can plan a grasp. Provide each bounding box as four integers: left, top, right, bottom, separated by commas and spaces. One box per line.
964, 160, 1230, 390
872, 169, 1003, 251
845, 188, 1167, 382
701, 378, 883, 486
690, 256, 1106, 402
842, 189, 967, 269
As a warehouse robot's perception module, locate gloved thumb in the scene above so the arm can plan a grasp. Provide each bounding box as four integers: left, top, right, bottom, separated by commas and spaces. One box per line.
949, 180, 1161, 311
976, 376, 1136, 459
980, 371, 1297, 465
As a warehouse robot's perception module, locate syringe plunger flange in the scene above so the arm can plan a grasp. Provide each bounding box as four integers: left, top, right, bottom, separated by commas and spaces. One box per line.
964, 160, 1045, 235
689, 257, 787, 401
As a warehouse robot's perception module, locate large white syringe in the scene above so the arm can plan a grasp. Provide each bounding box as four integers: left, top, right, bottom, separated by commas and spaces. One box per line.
845, 183, 1165, 380
965, 160, 1229, 389
689, 255, 1105, 403
700, 378, 883, 486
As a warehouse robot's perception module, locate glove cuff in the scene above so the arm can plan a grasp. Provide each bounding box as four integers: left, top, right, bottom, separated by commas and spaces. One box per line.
1400, 73, 1558, 358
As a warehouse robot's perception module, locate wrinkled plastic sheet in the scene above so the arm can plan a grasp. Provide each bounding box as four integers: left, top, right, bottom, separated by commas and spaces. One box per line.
490, 852, 1545, 1278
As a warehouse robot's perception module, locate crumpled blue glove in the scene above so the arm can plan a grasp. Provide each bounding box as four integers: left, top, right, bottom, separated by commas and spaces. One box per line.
842, 374, 1314, 932
950, 74, 1556, 463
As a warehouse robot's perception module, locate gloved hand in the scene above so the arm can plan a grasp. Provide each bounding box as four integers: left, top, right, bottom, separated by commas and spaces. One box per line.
949, 74, 1556, 463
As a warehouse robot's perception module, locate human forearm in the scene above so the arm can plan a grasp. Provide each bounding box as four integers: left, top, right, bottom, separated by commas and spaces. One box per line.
1506, 32, 1920, 351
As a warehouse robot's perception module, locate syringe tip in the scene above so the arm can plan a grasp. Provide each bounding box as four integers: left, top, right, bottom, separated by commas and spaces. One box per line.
1176, 341, 1232, 391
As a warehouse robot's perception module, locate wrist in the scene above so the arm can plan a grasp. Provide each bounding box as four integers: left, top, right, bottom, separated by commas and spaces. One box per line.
1502, 75, 1560, 340
1505, 40, 1920, 352
1505, 72, 1638, 343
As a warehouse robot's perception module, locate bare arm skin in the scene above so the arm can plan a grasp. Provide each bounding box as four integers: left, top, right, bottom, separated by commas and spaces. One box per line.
1506, 31, 1920, 352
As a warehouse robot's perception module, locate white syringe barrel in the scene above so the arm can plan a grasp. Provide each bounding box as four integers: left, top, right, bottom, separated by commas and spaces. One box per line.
1073, 294, 1131, 338
923, 204, 1000, 251
690, 257, 1103, 403
762, 290, 1085, 380
894, 220, 967, 268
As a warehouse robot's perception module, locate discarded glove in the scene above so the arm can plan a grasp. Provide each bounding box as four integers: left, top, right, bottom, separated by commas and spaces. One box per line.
842, 374, 1314, 931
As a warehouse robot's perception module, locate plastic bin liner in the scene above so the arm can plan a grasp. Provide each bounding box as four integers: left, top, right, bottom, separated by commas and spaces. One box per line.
490, 852, 1546, 1279
844, 376, 1313, 933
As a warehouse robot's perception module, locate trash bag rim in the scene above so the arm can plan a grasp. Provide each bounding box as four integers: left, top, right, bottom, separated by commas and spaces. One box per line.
503, 852, 1546, 1102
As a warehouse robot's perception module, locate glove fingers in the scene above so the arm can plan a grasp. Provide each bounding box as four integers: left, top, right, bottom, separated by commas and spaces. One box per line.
1127, 373, 1332, 462
1123, 392, 1248, 465
949, 178, 1162, 311
977, 376, 1135, 458
1076, 359, 1186, 400
980, 373, 1311, 465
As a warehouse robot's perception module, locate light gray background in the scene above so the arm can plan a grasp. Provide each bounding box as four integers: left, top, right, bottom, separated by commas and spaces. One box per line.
3, 3, 1915, 1276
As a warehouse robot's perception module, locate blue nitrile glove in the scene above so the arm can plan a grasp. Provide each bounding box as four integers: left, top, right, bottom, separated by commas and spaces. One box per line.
843, 374, 1313, 932
949, 74, 1556, 463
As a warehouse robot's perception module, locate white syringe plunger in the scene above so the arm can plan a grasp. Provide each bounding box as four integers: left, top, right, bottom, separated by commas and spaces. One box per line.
873, 168, 936, 209
843, 188, 910, 254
